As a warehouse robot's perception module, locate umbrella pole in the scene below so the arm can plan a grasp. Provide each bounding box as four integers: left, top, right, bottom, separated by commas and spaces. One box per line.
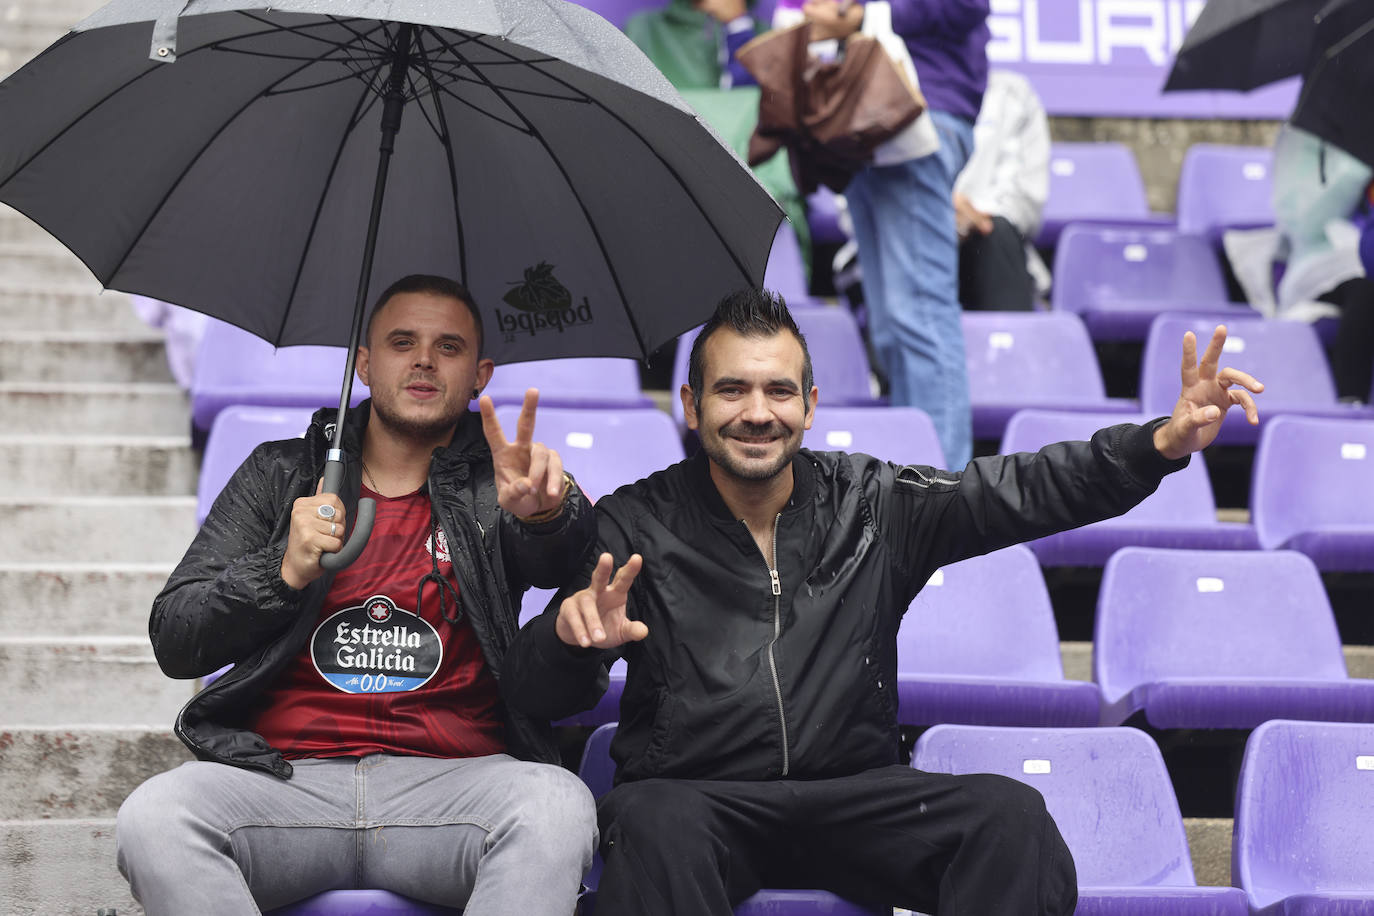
319, 23, 415, 571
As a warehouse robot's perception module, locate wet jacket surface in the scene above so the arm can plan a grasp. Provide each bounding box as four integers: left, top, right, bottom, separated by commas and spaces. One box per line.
503, 421, 1184, 783
152, 401, 595, 778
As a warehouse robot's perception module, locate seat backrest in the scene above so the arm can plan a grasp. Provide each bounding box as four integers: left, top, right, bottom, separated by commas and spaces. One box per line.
198, 405, 316, 524
913, 724, 1197, 887
1234, 719, 1374, 910
763, 223, 810, 304
1051, 226, 1229, 314
1176, 145, 1275, 238
1000, 410, 1219, 524
1251, 415, 1374, 548
1094, 547, 1347, 704
898, 545, 1065, 679
573, 0, 664, 27
493, 405, 684, 503
578, 722, 619, 800
802, 406, 944, 467
963, 311, 1108, 404
484, 357, 648, 409
1140, 314, 1336, 416
1037, 142, 1151, 246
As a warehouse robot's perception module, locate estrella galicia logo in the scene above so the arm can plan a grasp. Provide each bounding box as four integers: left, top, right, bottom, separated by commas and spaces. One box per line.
310, 595, 442, 694
494, 262, 594, 343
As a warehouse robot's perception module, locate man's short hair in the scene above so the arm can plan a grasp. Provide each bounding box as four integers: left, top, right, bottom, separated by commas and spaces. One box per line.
365, 275, 484, 354
687, 289, 814, 407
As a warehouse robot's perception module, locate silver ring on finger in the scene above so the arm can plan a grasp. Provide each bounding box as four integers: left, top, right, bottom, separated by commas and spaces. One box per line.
317, 504, 336, 520
330, 522, 338, 537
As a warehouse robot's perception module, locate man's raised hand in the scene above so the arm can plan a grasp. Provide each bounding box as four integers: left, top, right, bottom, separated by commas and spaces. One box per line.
480, 388, 568, 519
1153, 325, 1264, 460
557, 553, 649, 650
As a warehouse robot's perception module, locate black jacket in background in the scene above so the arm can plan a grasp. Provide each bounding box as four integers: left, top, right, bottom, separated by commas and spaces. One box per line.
152, 400, 596, 778
502, 421, 1185, 783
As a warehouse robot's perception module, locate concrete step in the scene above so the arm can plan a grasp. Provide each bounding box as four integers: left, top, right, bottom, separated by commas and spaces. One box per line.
0, 726, 191, 820
0, 332, 173, 384
2, 636, 192, 726
0, 240, 103, 286
0, 283, 145, 332
1062, 641, 1374, 682
0, 436, 196, 497
0, 383, 189, 436
1184, 818, 1232, 887
0, 563, 173, 637
0, 818, 142, 916
0, 496, 198, 564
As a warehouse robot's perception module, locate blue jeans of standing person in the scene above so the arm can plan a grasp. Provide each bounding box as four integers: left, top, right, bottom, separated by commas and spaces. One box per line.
116, 753, 596, 916
846, 110, 976, 469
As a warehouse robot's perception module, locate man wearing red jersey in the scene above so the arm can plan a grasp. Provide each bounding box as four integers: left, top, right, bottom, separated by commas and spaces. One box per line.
116, 275, 598, 915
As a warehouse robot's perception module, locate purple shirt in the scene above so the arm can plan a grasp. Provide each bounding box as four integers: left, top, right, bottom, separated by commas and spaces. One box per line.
887, 0, 990, 121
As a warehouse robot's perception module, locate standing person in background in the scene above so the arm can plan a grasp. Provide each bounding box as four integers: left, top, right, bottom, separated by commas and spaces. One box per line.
622, 0, 759, 90
953, 68, 1051, 312
803, 0, 989, 469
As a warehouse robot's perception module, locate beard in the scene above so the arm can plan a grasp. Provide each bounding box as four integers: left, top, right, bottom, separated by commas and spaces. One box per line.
369, 381, 467, 443
699, 419, 799, 482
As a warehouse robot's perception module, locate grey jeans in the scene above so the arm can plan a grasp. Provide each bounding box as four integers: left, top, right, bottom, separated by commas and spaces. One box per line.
116, 753, 597, 915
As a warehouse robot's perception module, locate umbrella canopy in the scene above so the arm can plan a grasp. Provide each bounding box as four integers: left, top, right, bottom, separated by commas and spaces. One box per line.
1290, 0, 1374, 166
1163, 0, 1325, 92
0, 0, 783, 364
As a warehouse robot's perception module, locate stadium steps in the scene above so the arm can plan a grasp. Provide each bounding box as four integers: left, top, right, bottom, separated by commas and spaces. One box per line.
2, 0, 188, 897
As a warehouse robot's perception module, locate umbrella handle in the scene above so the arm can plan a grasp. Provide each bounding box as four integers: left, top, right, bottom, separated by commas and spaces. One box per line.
318, 457, 376, 571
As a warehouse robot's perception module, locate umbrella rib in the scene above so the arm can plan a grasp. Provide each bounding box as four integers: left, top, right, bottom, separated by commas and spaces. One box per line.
277, 75, 380, 343
428, 29, 650, 356
101, 39, 385, 297
414, 31, 469, 285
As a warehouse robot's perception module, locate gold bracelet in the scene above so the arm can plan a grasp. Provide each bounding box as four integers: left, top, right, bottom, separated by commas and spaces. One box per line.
518, 473, 574, 525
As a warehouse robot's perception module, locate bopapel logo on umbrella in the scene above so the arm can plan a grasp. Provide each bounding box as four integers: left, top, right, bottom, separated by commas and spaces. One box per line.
494, 262, 595, 342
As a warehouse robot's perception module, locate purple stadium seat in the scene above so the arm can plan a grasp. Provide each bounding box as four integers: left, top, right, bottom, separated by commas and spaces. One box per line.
764, 223, 810, 304
1035, 142, 1169, 249
999, 410, 1258, 566
577, 724, 888, 916
1094, 548, 1374, 729
963, 311, 1136, 441
266, 889, 458, 915
913, 725, 1249, 916
483, 358, 652, 410
1234, 720, 1374, 916
803, 406, 945, 467
806, 187, 847, 246
1051, 225, 1254, 341
493, 405, 684, 503
671, 307, 883, 431
198, 405, 316, 524
1141, 315, 1374, 446
1251, 415, 1374, 571
572, 0, 663, 27
191, 320, 369, 433
1176, 145, 1275, 240
897, 546, 1101, 726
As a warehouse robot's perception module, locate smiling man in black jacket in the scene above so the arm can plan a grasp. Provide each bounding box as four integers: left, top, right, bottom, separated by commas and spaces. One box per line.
503, 289, 1263, 916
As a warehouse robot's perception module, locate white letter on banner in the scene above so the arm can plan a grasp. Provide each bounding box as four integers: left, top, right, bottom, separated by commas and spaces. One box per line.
989, 0, 1024, 62
1026, 0, 1094, 64
1096, 0, 1167, 66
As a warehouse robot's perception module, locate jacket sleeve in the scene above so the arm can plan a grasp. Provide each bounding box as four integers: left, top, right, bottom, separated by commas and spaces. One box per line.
879, 420, 1188, 594
888, 0, 989, 39
149, 445, 311, 679
496, 473, 597, 591
500, 498, 635, 720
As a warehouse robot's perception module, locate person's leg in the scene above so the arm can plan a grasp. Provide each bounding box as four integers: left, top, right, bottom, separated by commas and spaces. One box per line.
786, 765, 1077, 916
356, 754, 596, 915
847, 113, 975, 468
1323, 277, 1374, 400
594, 778, 790, 916
959, 216, 1036, 311
116, 758, 358, 916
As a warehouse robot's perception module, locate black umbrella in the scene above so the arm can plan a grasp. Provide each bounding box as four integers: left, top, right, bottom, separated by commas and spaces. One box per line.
1290, 0, 1374, 166
0, 0, 783, 565
1163, 0, 1324, 91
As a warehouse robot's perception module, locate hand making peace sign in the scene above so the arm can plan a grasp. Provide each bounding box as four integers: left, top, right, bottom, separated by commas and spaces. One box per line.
479, 388, 570, 520
1152, 325, 1265, 460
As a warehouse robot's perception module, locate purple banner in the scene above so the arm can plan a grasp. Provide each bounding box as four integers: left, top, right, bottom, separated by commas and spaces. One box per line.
988, 0, 1300, 118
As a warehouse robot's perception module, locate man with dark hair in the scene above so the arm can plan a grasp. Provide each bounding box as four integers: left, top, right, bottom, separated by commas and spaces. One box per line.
116, 275, 599, 914
504, 290, 1263, 915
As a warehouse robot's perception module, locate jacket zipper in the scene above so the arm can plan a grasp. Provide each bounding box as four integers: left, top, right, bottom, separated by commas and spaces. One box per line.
759, 514, 790, 776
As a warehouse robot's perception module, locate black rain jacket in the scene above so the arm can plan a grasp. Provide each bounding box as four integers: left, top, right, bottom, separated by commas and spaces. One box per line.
502, 421, 1185, 783
151, 400, 595, 778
